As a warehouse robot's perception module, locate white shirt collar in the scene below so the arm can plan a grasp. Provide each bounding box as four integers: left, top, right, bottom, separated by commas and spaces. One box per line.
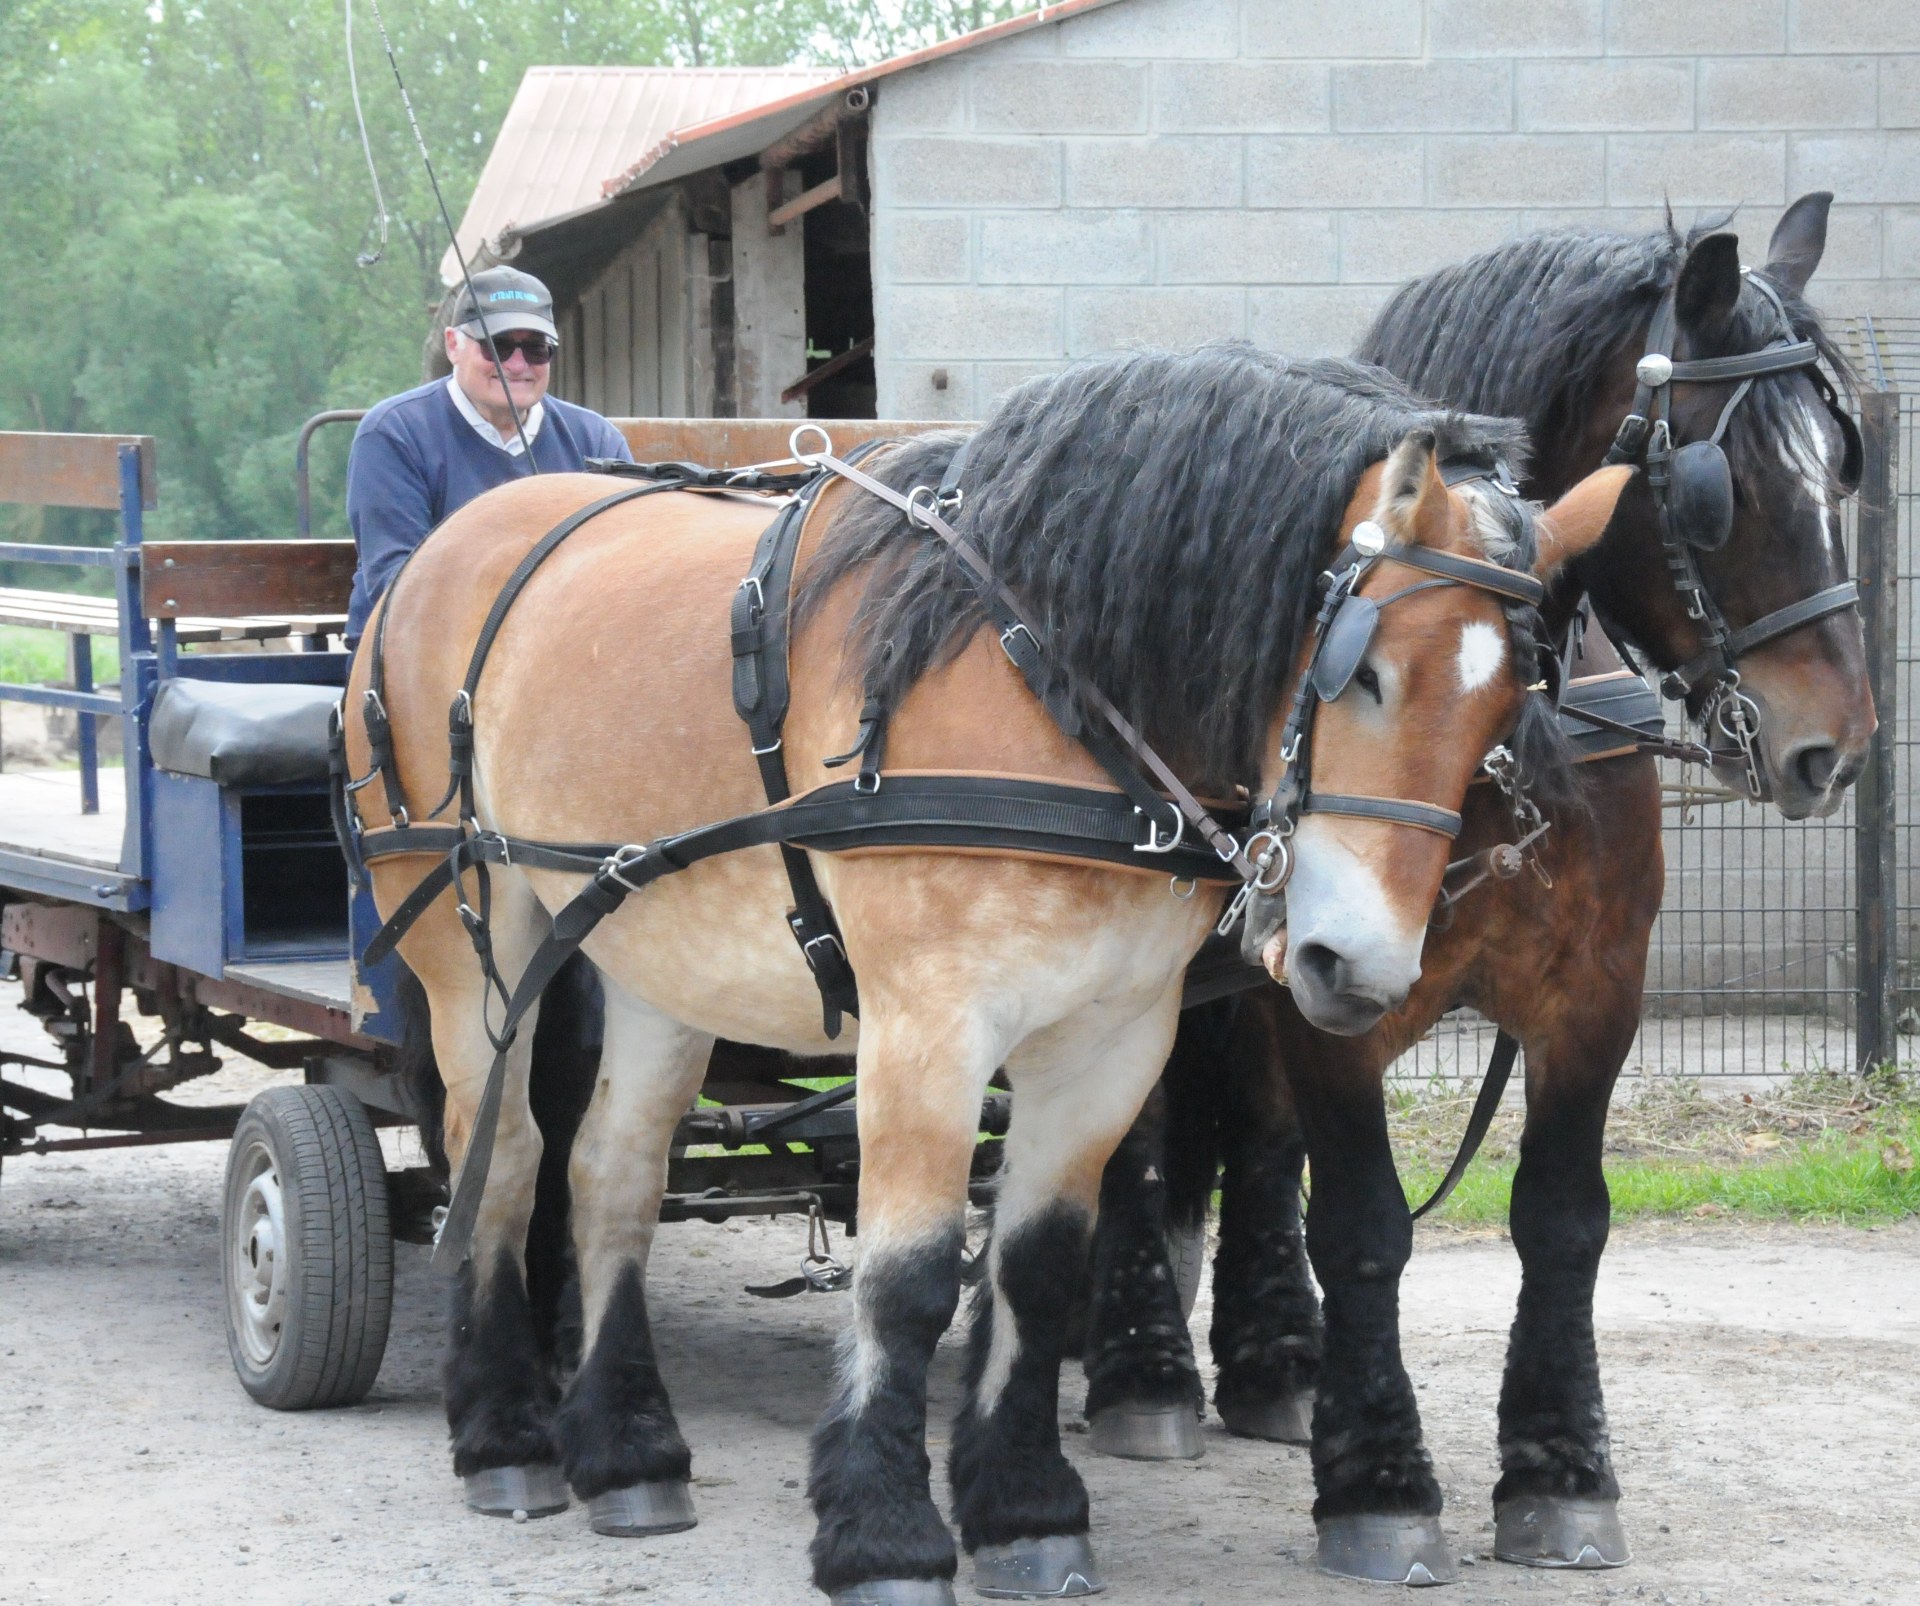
446, 375, 544, 455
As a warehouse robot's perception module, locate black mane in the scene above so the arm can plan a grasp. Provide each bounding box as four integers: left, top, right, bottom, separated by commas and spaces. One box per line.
1356, 219, 1855, 500
798, 342, 1530, 788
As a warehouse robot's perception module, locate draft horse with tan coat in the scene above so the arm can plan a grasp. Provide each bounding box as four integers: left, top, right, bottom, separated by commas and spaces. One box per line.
346, 345, 1630, 1603
1082, 197, 1875, 1584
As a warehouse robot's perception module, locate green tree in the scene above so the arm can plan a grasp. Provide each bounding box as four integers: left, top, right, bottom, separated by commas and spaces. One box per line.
0, 0, 1014, 558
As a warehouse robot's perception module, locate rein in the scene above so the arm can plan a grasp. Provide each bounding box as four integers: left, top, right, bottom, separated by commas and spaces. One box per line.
1602, 274, 1861, 796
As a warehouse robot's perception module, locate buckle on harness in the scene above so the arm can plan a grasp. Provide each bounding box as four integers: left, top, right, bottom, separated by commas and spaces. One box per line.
1134, 805, 1186, 855
999, 621, 1038, 668
802, 930, 850, 976
602, 843, 654, 894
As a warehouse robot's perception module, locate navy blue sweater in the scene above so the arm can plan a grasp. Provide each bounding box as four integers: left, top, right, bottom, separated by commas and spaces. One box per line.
343, 379, 632, 640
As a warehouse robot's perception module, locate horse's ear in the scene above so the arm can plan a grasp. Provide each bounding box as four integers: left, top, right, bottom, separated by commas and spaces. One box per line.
1674, 232, 1743, 339
1371, 428, 1447, 545
1764, 191, 1832, 295
1533, 465, 1634, 578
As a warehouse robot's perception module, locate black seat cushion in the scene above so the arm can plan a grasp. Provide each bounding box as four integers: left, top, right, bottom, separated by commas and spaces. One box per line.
149, 678, 339, 786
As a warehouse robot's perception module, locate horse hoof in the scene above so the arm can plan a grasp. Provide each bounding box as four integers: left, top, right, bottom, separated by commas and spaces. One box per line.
830, 1581, 959, 1606
1087, 1401, 1203, 1461
1217, 1391, 1313, 1445
463, 1463, 569, 1518
589, 1479, 698, 1537
973, 1534, 1105, 1598
1494, 1496, 1631, 1569
1314, 1514, 1460, 1586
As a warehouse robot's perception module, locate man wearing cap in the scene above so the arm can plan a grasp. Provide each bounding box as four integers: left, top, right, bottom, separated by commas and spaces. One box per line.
343, 266, 633, 643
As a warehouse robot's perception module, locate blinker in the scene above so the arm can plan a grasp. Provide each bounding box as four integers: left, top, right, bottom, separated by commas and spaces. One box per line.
1669, 440, 1735, 551
1311, 594, 1380, 702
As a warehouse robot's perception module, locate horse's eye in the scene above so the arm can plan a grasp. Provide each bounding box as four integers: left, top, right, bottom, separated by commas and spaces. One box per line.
1354, 664, 1382, 702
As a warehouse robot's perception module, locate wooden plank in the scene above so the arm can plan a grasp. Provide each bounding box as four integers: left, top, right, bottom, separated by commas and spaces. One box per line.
612, 417, 961, 468
141, 540, 356, 619
767, 173, 842, 232
0, 433, 156, 510
0, 587, 121, 632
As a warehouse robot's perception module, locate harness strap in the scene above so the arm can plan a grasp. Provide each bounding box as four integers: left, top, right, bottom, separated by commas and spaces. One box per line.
1666, 340, 1820, 385
1409, 1029, 1520, 1220
359, 774, 1250, 973
1302, 792, 1463, 838
729, 451, 894, 1038
1666, 579, 1860, 697
1381, 543, 1545, 608
427, 482, 671, 821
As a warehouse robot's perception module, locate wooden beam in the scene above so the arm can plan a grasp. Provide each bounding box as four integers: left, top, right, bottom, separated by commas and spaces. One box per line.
758, 102, 843, 172
141, 540, 357, 619
0, 433, 156, 511
768, 174, 842, 233
781, 337, 876, 406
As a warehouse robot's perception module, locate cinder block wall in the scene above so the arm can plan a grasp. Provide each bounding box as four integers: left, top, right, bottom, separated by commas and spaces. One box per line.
868, 0, 1919, 1029
869, 0, 1920, 421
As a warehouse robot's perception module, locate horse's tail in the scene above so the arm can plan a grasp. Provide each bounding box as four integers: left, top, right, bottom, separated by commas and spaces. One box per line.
1161, 998, 1236, 1234
392, 963, 448, 1178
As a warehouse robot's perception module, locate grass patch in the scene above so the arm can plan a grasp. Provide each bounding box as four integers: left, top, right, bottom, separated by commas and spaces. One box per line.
1387, 1069, 1920, 1227
0, 624, 119, 686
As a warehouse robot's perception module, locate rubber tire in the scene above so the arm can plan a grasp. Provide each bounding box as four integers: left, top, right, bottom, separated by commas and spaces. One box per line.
1168, 1220, 1206, 1321
222, 1084, 394, 1410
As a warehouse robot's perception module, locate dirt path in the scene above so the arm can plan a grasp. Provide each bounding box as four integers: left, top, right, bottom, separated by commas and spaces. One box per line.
4, 1055, 1918, 1604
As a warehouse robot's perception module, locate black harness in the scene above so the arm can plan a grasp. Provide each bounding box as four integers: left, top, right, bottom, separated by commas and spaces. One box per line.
1601, 273, 1863, 796
338, 430, 1557, 1268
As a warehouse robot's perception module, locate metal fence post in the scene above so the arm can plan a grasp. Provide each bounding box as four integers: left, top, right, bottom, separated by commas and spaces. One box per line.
1854, 385, 1900, 1073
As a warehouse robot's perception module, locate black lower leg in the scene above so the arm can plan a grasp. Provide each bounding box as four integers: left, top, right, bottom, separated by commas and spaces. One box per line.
1286, 1041, 1438, 1522
445, 1246, 560, 1476
1496, 1095, 1618, 1504
1211, 1082, 1320, 1419
951, 1204, 1094, 1552
1083, 1102, 1203, 1421
809, 1229, 965, 1594
555, 1261, 691, 1499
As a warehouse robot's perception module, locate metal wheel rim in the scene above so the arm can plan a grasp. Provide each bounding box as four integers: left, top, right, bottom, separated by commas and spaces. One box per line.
230, 1138, 289, 1368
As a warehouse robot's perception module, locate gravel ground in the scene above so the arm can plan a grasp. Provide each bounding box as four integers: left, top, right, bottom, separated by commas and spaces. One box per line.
4, 1020, 1919, 1605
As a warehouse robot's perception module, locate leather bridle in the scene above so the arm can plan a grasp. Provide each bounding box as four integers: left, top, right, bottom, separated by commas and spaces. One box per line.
1233, 481, 1550, 934
1602, 273, 1862, 797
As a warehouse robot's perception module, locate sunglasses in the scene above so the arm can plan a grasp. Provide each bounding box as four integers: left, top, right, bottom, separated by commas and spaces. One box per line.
474, 332, 557, 366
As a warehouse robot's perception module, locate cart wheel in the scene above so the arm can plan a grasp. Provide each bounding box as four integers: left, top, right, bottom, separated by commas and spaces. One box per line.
222, 1084, 393, 1410
1168, 1220, 1206, 1321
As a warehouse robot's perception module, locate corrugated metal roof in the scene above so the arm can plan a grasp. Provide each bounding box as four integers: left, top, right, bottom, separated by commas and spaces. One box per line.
444, 66, 837, 281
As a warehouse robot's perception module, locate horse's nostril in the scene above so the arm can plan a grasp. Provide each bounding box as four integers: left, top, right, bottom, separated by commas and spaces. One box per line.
1292, 940, 1346, 999
1794, 744, 1840, 794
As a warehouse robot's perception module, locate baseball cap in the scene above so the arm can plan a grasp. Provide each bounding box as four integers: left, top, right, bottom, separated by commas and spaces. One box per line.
450, 266, 559, 341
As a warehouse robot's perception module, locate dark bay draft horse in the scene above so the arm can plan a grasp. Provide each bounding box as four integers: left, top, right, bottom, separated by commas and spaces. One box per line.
1083, 196, 1873, 1584
349, 345, 1632, 1603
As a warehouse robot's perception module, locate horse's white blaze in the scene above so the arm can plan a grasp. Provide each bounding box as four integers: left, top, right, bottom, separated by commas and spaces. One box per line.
1456, 620, 1505, 694
1781, 396, 1840, 557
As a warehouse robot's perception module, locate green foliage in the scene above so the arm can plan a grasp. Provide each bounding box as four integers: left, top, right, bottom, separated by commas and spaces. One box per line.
0, 0, 1013, 551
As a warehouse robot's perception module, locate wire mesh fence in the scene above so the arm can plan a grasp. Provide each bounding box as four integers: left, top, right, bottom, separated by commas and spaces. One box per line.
1398, 317, 1914, 1084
